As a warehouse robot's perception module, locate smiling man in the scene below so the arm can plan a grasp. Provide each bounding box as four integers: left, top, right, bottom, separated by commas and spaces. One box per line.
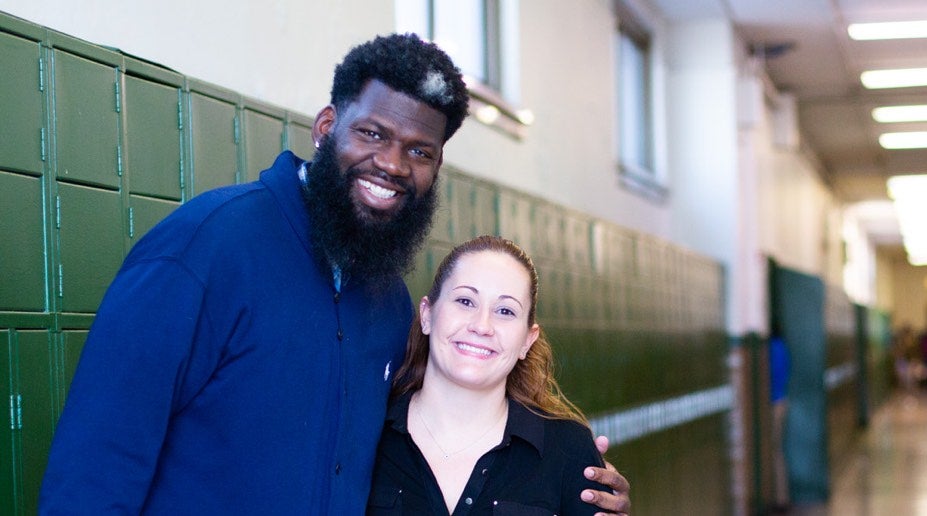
39, 34, 629, 515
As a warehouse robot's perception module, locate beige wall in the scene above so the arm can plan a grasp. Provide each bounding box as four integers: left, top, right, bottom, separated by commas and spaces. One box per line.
890, 255, 927, 331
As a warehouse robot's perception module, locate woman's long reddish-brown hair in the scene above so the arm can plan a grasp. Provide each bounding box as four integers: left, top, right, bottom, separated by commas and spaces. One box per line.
390, 235, 589, 426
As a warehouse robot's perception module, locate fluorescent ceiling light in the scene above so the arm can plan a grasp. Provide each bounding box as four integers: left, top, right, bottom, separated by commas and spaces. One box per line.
887, 175, 927, 266
872, 105, 927, 123
880, 132, 927, 149
849, 20, 927, 40
861, 68, 927, 89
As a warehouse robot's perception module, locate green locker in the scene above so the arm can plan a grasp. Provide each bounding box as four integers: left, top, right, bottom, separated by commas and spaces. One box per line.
469, 181, 497, 237
531, 203, 560, 262
125, 74, 183, 200
53, 49, 120, 189
428, 174, 455, 244
1, 329, 15, 516
452, 175, 478, 240
129, 195, 179, 243
242, 105, 285, 182
15, 330, 55, 516
0, 171, 46, 311
56, 182, 124, 313
57, 331, 87, 415
188, 84, 239, 194
0, 31, 44, 175
496, 191, 533, 255
285, 115, 315, 160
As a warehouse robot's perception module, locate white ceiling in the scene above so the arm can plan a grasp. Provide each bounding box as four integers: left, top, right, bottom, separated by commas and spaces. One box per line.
653, 0, 927, 250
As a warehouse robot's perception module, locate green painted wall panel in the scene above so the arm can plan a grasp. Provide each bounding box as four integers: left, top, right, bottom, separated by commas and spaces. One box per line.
243, 107, 284, 183
125, 75, 182, 200
0, 171, 46, 311
189, 90, 238, 194
56, 182, 124, 313
0, 32, 44, 176
129, 195, 179, 244
53, 50, 120, 189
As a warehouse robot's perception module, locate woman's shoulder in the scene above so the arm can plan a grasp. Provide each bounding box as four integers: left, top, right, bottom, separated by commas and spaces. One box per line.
541, 416, 596, 444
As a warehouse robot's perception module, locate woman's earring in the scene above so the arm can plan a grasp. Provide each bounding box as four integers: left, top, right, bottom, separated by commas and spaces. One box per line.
314, 140, 320, 149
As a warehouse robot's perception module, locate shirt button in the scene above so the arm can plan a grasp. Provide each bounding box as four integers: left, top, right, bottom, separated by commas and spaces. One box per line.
337, 329, 344, 340
465, 497, 473, 505
333, 292, 340, 303
334, 463, 342, 474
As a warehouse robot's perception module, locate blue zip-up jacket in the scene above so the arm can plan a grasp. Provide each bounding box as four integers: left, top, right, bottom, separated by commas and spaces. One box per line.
40, 151, 412, 514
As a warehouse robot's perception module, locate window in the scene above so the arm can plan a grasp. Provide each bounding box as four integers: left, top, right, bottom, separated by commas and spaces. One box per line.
614, 4, 664, 200
396, 0, 530, 137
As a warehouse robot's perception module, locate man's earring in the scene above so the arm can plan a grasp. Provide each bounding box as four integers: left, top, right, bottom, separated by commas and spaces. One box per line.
314, 140, 320, 149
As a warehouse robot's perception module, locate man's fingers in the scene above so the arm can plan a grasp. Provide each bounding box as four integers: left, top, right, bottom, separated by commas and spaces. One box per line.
583, 466, 631, 514
595, 435, 610, 455
581, 487, 631, 515
585, 466, 630, 493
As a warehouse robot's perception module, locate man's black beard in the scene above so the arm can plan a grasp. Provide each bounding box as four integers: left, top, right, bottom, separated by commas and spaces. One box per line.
301, 136, 437, 290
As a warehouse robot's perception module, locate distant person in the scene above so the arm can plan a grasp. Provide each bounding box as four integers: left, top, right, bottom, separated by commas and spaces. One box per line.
893, 324, 921, 393
768, 334, 791, 513
368, 236, 616, 515
40, 34, 629, 514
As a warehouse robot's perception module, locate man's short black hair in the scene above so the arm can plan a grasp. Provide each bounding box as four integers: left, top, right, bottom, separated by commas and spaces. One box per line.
331, 33, 469, 142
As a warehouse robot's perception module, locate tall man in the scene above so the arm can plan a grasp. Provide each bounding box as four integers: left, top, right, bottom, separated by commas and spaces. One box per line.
40, 34, 629, 514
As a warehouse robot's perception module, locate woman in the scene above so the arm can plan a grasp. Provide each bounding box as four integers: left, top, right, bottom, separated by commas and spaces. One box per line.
367, 235, 609, 515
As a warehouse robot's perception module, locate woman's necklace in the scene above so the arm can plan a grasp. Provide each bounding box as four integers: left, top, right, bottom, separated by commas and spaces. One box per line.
414, 397, 507, 460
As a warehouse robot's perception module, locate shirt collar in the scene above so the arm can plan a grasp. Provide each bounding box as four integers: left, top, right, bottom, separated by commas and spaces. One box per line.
386, 392, 547, 457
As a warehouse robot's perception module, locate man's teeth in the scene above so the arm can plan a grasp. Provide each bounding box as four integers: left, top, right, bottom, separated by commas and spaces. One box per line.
457, 343, 492, 356
358, 179, 397, 199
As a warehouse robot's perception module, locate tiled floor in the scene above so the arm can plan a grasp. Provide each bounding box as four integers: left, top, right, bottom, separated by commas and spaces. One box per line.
790, 388, 927, 515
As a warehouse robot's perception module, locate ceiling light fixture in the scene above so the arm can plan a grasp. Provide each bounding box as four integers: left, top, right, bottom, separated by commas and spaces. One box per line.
872, 105, 927, 123
888, 175, 927, 266
848, 20, 927, 40
879, 131, 927, 149
861, 68, 927, 89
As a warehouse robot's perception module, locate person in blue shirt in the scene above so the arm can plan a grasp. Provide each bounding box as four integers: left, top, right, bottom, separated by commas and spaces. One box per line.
369, 235, 611, 515
39, 34, 629, 515
769, 334, 791, 512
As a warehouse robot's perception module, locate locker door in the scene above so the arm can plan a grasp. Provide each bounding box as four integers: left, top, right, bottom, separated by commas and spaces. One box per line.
189, 90, 238, 193
58, 330, 88, 413
242, 107, 284, 183
15, 330, 55, 516
125, 75, 183, 200
129, 195, 179, 243
56, 182, 124, 313
0, 330, 15, 516
0, 171, 46, 311
285, 119, 315, 161
53, 49, 120, 189
0, 32, 44, 175
470, 182, 497, 237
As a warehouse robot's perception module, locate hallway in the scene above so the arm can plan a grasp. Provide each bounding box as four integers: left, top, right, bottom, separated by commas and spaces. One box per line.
791, 389, 927, 515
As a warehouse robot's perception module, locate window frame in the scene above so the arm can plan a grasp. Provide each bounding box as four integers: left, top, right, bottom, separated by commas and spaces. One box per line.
397, 0, 530, 138
614, 2, 666, 201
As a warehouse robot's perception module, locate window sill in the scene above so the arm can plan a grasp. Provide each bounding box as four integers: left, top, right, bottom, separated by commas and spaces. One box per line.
464, 76, 531, 140
619, 162, 668, 203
